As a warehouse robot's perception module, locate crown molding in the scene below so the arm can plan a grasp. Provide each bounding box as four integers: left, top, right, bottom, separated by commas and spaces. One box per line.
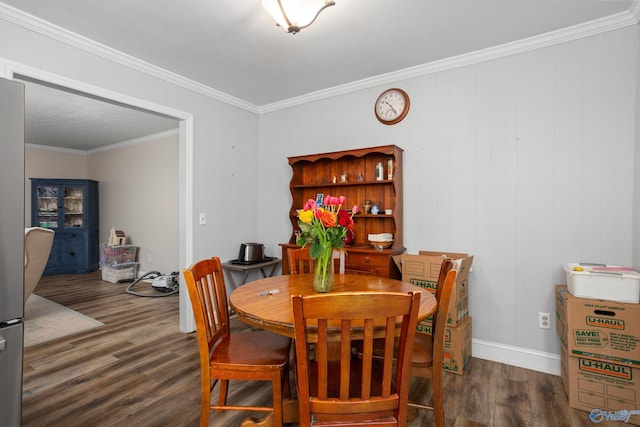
25, 128, 179, 155
259, 6, 639, 114
631, 0, 640, 22
24, 143, 88, 155
86, 128, 179, 154
0, 2, 259, 114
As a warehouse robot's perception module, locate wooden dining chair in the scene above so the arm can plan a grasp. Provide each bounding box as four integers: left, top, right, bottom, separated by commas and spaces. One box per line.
292, 290, 421, 427
353, 260, 456, 427
183, 256, 292, 427
288, 246, 345, 275
408, 264, 457, 427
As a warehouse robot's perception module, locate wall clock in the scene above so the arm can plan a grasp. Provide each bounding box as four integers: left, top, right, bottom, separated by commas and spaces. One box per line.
374, 88, 410, 125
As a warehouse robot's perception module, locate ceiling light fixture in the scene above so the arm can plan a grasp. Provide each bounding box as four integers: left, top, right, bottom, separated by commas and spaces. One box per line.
262, 0, 335, 34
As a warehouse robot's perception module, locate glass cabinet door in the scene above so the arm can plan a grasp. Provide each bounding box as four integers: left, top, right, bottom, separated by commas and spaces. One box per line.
63, 185, 84, 228
35, 185, 59, 229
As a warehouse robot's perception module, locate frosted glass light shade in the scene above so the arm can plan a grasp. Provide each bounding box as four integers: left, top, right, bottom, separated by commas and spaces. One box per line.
262, 0, 335, 33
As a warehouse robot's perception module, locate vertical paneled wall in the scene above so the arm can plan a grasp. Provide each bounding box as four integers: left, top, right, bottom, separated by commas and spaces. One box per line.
259, 26, 638, 359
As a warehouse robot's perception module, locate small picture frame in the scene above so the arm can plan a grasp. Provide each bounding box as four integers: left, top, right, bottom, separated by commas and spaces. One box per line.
315, 193, 324, 207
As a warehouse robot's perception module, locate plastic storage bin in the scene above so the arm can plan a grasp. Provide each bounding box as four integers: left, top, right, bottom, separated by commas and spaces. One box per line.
564, 263, 640, 303
100, 244, 138, 266
101, 262, 139, 283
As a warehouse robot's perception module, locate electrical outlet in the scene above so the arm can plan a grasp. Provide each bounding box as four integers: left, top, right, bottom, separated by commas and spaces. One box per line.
199, 212, 206, 225
539, 312, 551, 329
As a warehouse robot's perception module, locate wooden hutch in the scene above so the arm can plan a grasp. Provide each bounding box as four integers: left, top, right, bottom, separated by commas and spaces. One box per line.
280, 145, 405, 278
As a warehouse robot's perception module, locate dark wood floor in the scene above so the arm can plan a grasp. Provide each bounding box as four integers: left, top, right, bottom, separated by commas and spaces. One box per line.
23, 271, 622, 426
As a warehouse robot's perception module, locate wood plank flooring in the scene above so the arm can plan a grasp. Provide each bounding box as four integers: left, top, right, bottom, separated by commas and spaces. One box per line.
22, 271, 623, 426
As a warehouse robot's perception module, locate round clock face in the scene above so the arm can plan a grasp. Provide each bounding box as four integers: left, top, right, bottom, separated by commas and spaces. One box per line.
375, 88, 410, 125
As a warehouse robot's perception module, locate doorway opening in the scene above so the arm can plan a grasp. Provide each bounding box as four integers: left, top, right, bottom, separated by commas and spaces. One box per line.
10, 69, 195, 332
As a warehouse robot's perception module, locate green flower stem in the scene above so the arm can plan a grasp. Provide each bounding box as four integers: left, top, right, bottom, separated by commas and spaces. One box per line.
316, 241, 332, 284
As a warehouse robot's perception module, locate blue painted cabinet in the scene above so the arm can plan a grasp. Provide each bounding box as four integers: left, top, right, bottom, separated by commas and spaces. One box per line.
30, 178, 99, 275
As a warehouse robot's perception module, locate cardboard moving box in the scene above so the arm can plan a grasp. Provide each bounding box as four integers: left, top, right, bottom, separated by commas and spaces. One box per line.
417, 316, 473, 376
393, 251, 474, 327
556, 285, 640, 365
560, 341, 640, 425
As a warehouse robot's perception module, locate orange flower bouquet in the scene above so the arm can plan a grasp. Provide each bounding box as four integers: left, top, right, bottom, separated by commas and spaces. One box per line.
297, 195, 358, 292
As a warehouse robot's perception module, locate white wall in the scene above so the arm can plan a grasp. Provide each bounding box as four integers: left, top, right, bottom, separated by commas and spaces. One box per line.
0, 11, 259, 331
88, 134, 179, 275
258, 26, 639, 372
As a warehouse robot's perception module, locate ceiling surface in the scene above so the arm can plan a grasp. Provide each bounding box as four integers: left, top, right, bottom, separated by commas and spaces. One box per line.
3, 0, 636, 151
18, 78, 179, 152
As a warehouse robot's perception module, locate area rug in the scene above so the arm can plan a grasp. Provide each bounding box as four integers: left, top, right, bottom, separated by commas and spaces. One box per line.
24, 295, 104, 347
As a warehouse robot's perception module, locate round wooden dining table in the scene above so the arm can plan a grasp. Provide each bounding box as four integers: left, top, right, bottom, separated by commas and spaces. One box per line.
229, 273, 437, 339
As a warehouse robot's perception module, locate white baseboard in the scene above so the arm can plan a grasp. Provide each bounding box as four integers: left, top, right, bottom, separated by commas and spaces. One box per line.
472, 338, 561, 376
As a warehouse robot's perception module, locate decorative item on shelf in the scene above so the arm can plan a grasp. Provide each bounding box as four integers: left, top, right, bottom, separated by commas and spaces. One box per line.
343, 229, 355, 246
340, 171, 348, 183
108, 227, 127, 246
370, 204, 379, 215
357, 172, 363, 182
387, 157, 394, 180
362, 200, 372, 214
368, 233, 394, 250
296, 195, 358, 292
375, 162, 384, 181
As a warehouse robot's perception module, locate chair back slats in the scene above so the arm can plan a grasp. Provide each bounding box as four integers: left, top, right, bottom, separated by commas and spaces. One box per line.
432, 259, 454, 337
288, 247, 315, 274
339, 320, 353, 400
380, 316, 396, 394
359, 319, 373, 393
316, 318, 329, 400
184, 257, 230, 358
288, 246, 345, 275
432, 269, 457, 374
292, 291, 421, 426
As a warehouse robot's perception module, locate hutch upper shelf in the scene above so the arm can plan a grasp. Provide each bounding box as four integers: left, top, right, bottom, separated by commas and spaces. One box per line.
282, 145, 404, 278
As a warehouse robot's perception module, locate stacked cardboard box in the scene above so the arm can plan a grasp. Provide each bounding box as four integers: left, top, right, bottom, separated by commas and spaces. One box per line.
393, 251, 474, 375
417, 316, 473, 375
556, 285, 640, 425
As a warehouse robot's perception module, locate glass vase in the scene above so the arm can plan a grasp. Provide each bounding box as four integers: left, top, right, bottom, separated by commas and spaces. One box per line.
313, 243, 334, 293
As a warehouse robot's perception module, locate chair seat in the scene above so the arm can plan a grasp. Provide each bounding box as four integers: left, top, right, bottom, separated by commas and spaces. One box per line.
211, 330, 291, 370
409, 333, 433, 367
363, 334, 434, 367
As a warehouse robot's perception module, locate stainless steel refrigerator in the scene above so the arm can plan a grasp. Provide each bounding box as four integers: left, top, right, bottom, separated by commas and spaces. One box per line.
0, 77, 25, 427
